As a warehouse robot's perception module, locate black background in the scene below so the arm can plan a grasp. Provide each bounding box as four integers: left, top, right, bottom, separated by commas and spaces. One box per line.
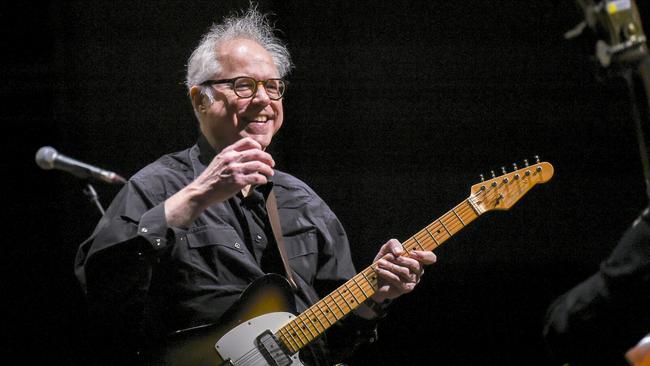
4, 1, 649, 365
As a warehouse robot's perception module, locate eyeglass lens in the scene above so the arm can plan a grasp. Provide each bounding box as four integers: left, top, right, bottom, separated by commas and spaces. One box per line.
233, 77, 285, 99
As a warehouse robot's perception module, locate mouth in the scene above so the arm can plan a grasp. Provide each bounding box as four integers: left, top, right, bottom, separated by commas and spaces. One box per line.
242, 115, 274, 135
244, 115, 272, 124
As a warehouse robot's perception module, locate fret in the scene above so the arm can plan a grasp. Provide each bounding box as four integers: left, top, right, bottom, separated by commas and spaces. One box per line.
361, 270, 378, 292
305, 307, 326, 332
467, 197, 482, 215
327, 294, 345, 318
278, 328, 299, 353
335, 288, 353, 310
323, 296, 343, 323
424, 227, 441, 246
344, 283, 362, 306
314, 301, 334, 326
352, 275, 370, 298
342, 285, 359, 308
286, 321, 307, 347
412, 236, 426, 251
452, 208, 465, 226
438, 219, 452, 236
296, 314, 317, 339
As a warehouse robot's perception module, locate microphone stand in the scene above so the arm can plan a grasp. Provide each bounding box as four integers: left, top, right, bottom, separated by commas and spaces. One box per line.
623, 58, 650, 203
83, 182, 106, 216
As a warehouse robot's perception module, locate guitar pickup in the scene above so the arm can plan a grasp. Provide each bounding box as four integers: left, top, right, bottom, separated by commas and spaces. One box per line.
256, 330, 293, 366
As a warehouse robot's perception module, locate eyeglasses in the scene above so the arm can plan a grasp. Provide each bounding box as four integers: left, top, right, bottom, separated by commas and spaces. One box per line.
201, 76, 287, 100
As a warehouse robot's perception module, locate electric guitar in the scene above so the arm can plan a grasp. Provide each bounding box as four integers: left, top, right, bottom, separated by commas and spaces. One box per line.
157, 161, 554, 366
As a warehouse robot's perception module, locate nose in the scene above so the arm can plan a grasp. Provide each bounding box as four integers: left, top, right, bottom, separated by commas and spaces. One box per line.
251, 81, 271, 105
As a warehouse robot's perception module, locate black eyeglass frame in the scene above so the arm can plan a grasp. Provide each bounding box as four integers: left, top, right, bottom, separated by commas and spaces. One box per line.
200, 76, 288, 100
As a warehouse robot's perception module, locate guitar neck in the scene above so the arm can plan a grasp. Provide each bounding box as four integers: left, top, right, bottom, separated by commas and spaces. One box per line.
275, 198, 482, 353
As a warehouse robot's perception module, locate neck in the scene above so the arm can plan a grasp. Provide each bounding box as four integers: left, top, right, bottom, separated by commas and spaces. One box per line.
241, 185, 253, 197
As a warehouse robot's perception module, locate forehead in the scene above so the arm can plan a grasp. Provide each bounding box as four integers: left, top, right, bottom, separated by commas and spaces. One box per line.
217, 38, 279, 79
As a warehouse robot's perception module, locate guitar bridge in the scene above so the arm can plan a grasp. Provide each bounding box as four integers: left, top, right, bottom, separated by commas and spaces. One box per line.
255, 330, 293, 366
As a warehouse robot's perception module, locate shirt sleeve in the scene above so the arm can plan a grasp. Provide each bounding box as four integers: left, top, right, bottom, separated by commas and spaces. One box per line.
73, 179, 179, 362
543, 211, 650, 365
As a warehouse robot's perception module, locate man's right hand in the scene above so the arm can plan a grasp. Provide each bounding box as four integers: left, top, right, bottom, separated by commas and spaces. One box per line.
164, 137, 275, 228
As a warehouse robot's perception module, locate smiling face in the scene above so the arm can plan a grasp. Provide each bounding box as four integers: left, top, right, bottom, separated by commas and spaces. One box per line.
193, 38, 284, 151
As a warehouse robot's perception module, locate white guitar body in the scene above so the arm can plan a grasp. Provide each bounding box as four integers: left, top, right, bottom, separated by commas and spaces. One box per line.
215, 312, 303, 366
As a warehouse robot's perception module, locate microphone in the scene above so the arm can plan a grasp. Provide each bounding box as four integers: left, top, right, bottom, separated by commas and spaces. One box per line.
35, 146, 127, 185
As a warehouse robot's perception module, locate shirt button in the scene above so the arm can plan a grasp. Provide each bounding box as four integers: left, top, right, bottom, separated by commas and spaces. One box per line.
255, 234, 262, 242
234, 242, 241, 249
141, 228, 148, 233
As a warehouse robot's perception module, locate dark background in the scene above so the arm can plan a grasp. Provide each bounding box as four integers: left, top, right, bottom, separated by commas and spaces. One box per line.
3, 1, 649, 365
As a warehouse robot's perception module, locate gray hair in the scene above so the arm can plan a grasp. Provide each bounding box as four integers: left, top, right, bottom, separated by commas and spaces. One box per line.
185, 6, 292, 102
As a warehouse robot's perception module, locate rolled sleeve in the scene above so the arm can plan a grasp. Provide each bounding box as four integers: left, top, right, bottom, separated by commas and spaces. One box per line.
137, 202, 175, 253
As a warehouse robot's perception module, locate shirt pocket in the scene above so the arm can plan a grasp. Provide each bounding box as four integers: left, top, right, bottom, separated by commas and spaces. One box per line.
284, 230, 318, 285
184, 225, 246, 273
186, 225, 245, 253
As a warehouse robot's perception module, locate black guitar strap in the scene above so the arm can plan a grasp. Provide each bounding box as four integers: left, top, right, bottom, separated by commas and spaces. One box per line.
265, 188, 299, 291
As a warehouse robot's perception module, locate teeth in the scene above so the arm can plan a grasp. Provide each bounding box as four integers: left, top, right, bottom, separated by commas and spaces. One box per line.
252, 116, 268, 122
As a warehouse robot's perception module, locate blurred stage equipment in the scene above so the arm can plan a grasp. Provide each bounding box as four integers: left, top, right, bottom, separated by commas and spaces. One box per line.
568, 0, 650, 202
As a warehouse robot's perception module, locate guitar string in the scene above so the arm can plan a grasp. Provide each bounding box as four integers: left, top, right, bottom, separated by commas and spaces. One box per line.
230, 176, 523, 365
266, 198, 484, 357
236, 213, 481, 364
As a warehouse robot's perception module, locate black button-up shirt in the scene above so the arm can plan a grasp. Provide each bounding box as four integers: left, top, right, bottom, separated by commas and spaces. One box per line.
75, 135, 378, 365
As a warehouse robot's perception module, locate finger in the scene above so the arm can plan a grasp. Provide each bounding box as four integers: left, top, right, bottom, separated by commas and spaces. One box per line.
374, 238, 404, 261
221, 170, 270, 186
236, 149, 275, 167
388, 255, 423, 276
375, 266, 416, 294
235, 161, 275, 177
410, 250, 437, 265
223, 137, 263, 152
377, 259, 413, 283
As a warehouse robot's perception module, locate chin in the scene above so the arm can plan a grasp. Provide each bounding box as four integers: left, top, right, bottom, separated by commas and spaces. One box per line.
244, 134, 272, 150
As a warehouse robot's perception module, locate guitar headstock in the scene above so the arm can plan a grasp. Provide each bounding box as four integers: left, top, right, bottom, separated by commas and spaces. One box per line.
469, 160, 554, 213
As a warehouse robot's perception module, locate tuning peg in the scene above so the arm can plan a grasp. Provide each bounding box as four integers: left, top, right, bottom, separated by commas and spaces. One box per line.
512, 163, 518, 170
535, 155, 540, 163
524, 159, 529, 167
501, 166, 507, 175
480, 174, 485, 182
491, 170, 496, 178
501, 167, 509, 183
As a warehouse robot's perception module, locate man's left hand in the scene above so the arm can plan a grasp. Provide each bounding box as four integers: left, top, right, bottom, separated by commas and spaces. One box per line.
371, 238, 437, 303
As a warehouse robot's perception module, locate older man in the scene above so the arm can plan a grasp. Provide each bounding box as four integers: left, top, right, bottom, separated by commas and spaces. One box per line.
75, 7, 435, 365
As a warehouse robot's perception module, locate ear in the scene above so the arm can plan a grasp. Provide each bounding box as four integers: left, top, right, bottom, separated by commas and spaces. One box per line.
190, 86, 206, 113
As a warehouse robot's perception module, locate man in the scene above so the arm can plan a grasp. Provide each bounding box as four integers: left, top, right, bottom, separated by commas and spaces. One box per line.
74, 7, 435, 366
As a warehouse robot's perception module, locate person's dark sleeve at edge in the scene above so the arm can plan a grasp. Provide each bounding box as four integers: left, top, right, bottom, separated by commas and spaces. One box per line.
543, 207, 650, 366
